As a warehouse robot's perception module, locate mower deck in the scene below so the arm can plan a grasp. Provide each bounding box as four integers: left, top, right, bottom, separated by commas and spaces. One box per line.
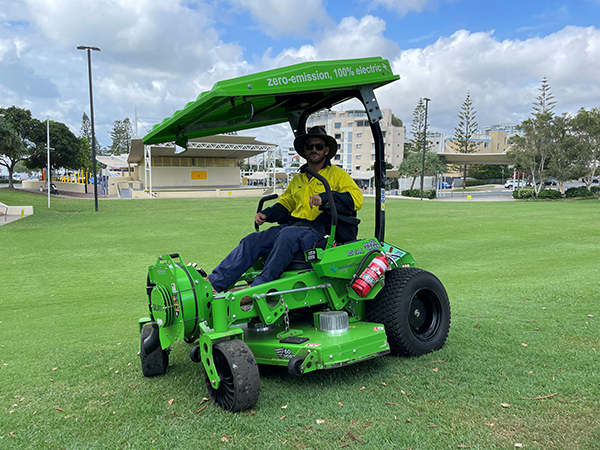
240, 319, 390, 373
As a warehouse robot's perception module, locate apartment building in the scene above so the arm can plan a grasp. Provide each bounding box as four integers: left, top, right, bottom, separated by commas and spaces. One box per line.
306, 108, 405, 173
444, 130, 512, 154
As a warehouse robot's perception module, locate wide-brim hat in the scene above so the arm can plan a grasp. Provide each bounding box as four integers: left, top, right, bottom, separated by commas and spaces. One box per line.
293, 126, 338, 159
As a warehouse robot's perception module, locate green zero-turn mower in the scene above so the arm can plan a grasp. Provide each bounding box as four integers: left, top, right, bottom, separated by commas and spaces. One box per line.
138, 57, 451, 412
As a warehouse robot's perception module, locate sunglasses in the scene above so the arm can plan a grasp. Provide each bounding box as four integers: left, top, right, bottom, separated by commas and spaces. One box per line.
304, 142, 326, 151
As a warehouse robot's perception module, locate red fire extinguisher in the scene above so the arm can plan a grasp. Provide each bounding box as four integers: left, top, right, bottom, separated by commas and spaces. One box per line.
352, 254, 390, 297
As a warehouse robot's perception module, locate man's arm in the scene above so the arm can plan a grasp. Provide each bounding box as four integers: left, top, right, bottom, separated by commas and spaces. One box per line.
317, 168, 364, 213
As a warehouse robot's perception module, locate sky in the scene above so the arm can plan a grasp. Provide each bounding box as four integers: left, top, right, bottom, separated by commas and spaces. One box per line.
1, 0, 600, 153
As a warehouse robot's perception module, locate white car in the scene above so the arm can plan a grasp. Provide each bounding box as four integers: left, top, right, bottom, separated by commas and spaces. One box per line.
504, 179, 526, 189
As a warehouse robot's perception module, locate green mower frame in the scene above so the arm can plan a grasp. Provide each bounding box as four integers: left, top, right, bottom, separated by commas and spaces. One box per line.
138, 57, 451, 412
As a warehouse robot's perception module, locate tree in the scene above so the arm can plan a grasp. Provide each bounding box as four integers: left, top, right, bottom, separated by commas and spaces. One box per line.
570, 107, 600, 190
405, 98, 432, 155
0, 119, 26, 188
453, 92, 479, 188
26, 121, 84, 173
0, 106, 41, 188
398, 151, 447, 189
109, 118, 134, 155
546, 114, 585, 193
507, 77, 556, 196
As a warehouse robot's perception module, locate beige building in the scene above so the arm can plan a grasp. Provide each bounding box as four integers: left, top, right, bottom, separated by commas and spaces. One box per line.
127, 135, 276, 192
444, 130, 511, 155
306, 108, 405, 173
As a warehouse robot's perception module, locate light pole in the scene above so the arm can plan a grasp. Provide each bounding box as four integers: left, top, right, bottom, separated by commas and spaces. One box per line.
77, 45, 101, 211
420, 97, 431, 201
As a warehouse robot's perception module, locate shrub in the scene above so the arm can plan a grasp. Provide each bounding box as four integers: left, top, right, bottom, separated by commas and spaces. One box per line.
512, 187, 536, 199
565, 186, 595, 198
591, 186, 600, 195
401, 189, 436, 199
537, 189, 563, 199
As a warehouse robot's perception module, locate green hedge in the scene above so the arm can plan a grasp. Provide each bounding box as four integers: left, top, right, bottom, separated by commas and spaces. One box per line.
401, 189, 437, 199
512, 187, 536, 199
565, 186, 595, 198
591, 186, 600, 194
537, 189, 563, 199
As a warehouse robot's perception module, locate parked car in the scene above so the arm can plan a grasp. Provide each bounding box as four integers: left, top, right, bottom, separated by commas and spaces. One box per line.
437, 181, 452, 189
504, 179, 526, 189
544, 179, 558, 186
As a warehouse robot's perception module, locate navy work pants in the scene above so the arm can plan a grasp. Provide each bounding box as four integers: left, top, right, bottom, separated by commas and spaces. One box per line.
208, 224, 324, 293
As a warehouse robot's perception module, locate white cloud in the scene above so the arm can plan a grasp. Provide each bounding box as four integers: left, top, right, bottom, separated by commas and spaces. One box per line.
260, 15, 400, 69
228, 0, 331, 38
385, 26, 600, 134
367, 0, 452, 17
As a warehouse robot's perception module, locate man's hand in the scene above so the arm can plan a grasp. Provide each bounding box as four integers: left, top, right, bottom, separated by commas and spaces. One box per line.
309, 194, 323, 209
255, 212, 267, 226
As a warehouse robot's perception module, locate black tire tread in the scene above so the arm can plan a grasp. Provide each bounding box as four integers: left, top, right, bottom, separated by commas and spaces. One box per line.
140, 323, 169, 377
367, 268, 450, 357
205, 339, 260, 412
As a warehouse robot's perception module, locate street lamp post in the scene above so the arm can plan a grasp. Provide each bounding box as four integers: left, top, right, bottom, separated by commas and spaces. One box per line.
77, 45, 101, 212
420, 98, 431, 201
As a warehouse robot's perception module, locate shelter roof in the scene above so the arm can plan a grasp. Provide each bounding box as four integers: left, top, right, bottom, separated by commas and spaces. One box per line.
128, 135, 276, 164
97, 154, 135, 168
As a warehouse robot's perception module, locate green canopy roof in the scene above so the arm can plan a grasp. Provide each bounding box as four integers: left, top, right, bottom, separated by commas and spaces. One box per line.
143, 57, 399, 146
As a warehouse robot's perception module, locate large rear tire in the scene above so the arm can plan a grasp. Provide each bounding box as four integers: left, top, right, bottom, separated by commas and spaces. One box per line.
367, 268, 450, 357
205, 340, 260, 412
140, 323, 169, 377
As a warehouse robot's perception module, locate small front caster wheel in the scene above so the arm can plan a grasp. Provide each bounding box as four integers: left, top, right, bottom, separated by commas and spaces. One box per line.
205, 340, 260, 412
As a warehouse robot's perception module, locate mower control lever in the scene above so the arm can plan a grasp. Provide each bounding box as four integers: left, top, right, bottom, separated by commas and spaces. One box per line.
255, 193, 279, 230
304, 167, 338, 232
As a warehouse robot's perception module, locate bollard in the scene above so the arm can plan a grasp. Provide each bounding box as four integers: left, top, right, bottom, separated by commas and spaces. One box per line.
21, 209, 24, 218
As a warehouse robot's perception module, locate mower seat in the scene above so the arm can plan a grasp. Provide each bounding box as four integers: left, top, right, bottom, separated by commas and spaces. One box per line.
284, 238, 328, 271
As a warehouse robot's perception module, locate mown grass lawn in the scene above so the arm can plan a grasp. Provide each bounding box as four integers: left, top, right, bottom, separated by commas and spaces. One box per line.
1, 189, 599, 449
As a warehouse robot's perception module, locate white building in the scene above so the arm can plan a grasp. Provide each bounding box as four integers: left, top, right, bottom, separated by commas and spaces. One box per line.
306, 108, 405, 173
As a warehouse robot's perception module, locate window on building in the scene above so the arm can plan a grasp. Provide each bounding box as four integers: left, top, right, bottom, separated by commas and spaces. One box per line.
334, 155, 341, 160
356, 155, 361, 160
347, 122, 352, 127
357, 133, 362, 138
372, 143, 375, 149
484, 142, 490, 148
335, 134, 341, 140
356, 144, 361, 149
371, 154, 375, 161
334, 122, 341, 129
356, 165, 361, 171
340, 113, 344, 117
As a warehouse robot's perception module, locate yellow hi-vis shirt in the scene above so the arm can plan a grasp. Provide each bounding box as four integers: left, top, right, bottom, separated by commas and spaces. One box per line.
277, 165, 363, 221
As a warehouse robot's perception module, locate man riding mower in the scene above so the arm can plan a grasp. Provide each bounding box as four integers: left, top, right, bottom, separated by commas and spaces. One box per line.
138, 57, 451, 412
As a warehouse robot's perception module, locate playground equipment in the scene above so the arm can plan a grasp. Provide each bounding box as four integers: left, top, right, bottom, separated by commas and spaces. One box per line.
138, 57, 451, 412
